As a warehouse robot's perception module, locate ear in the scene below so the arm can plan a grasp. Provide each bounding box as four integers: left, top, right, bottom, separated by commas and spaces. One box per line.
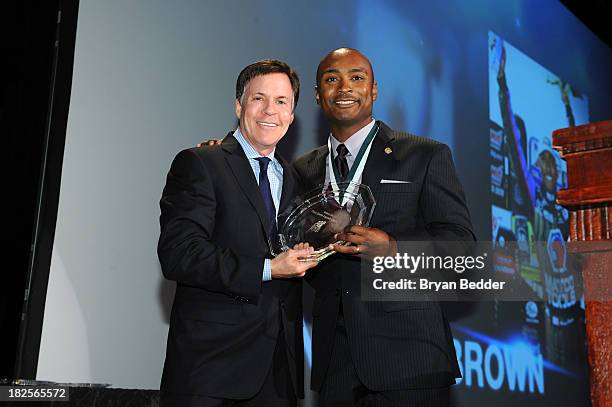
372, 80, 378, 102
234, 98, 242, 120
314, 86, 321, 105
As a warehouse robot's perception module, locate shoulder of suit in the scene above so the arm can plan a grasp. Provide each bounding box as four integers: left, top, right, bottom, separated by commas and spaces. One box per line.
173, 144, 226, 168
386, 127, 450, 159
184, 144, 223, 157
293, 145, 327, 169
387, 128, 441, 147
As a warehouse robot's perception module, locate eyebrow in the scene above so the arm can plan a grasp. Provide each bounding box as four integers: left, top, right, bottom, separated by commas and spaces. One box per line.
321, 67, 368, 75
252, 92, 290, 99
321, 68, 340, 75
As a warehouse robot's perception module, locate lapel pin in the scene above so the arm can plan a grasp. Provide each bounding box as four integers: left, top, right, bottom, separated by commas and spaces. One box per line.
384, 147, 392, 155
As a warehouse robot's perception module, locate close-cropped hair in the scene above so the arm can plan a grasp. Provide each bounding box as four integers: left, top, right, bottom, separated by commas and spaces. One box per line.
235, 59, 300, 109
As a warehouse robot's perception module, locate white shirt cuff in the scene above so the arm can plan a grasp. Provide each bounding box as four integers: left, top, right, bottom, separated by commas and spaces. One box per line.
263, 258, 272, 281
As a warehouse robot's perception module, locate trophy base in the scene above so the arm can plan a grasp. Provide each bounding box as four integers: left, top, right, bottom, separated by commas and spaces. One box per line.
297, 241, 348, 262
298, 248, 335, 262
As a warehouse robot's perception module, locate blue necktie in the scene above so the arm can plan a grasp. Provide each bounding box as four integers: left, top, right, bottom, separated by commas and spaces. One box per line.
255, 157, 277, 241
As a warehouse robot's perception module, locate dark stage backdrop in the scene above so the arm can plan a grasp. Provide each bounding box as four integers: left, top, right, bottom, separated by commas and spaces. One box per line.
33, 1, 612, 406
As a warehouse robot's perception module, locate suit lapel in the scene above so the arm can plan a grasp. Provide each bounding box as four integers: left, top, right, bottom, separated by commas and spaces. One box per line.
222, 135, 270, 233
362, 123, 397, 188
307, 147, 328, 190
277, 153, 295, 215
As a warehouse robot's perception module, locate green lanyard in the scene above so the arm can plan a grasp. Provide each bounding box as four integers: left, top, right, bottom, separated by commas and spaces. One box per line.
330, 121, 380, 202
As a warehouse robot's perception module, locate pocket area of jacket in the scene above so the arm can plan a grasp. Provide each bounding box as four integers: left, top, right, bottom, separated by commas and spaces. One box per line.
382, 301, 432, 312
312, 295, 338, 317
375, 182, 420, 194
177, 301, 243, 325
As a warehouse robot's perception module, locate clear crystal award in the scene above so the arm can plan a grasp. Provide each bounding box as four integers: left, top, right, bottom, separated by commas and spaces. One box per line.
275, 182, 376, 262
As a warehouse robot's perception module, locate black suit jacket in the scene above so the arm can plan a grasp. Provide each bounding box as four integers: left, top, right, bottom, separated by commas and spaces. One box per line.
293, 122, 475, 391
158, 134, 304, 399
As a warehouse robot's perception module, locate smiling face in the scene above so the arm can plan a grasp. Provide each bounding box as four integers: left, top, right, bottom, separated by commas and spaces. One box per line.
316, 48, 377, 140
235, 72, 295, 156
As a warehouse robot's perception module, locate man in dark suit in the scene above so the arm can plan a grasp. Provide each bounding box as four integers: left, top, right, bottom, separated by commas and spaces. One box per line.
158, 60, 317, 407
293, 48, 475, 406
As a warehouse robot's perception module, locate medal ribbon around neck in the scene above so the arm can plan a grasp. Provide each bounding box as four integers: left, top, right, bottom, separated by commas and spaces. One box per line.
328, 121, 380, 206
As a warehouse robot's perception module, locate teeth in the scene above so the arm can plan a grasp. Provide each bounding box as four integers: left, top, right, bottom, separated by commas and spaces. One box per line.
335, 100, 356, 105
258, 122, 278, 127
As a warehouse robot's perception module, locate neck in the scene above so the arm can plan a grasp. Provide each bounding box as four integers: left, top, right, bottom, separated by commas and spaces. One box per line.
329, 118, 373, 143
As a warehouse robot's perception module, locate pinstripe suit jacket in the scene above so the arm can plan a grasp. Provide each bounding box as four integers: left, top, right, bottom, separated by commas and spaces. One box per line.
293, 122, 475, 391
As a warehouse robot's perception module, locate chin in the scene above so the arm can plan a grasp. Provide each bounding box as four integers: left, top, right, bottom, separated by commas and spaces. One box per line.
255, 137, 280, 149
328, 111, 355, 121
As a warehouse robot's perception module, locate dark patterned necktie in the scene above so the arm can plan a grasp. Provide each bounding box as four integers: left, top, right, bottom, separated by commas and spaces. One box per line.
255, 157, 277, 241
335, 144, 350, 181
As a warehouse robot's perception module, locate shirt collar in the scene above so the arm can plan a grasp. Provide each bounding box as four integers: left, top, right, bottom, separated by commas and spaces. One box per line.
330, 119, 376, 158
233, 128, 281, 168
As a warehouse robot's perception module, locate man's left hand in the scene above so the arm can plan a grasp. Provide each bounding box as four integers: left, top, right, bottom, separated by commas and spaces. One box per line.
330, 225, 397, 259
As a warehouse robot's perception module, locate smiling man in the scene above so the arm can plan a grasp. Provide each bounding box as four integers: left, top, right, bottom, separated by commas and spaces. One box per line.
294, 48, 475, 406
158, 60, 317, 407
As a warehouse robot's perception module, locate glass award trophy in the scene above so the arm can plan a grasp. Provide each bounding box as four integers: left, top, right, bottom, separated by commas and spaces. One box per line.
275, 182, 376, 262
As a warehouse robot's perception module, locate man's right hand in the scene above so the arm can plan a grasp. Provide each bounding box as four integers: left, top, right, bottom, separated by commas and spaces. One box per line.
196, 139, 222, 147
271, 247, 318, 278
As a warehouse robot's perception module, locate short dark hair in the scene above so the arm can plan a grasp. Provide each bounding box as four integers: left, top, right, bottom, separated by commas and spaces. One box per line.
236, 59, 300, 109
